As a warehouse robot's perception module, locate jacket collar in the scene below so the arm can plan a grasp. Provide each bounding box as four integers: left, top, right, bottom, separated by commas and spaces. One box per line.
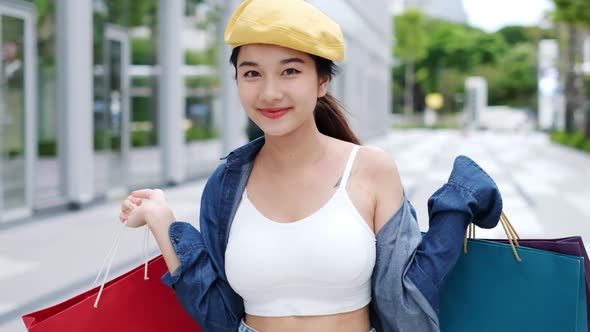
221, 136, 265, 168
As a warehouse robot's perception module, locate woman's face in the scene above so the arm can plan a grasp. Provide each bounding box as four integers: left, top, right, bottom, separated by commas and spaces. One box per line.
236, 44, 329, 137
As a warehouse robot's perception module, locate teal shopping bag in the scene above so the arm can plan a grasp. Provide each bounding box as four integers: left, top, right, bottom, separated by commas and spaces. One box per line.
440, 238, 588, 332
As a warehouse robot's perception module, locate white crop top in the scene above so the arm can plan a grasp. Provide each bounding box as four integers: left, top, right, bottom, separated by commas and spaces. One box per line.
225, 145, 376, 317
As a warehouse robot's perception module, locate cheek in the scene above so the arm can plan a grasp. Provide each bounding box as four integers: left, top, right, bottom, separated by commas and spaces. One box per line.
288, 81, 320, 108
237, 83, 257, 106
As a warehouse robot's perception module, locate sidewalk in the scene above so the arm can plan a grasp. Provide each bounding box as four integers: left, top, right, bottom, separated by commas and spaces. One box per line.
0, 176, 209, 331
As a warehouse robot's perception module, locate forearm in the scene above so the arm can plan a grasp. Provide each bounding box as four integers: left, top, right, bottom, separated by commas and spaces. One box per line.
413, 211, 470, 286
146, 206, 181, 275
159, 222, 245, 330
415, 155, 502, 288
407, 156, 503, 313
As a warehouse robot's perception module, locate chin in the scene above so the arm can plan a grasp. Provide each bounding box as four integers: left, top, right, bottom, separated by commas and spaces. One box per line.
258, 126, 294, 138
252, 114, 310, 138
256, 120, 302, 137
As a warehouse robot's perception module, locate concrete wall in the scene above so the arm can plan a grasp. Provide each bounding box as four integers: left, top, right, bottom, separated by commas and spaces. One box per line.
310, 0, 393, 141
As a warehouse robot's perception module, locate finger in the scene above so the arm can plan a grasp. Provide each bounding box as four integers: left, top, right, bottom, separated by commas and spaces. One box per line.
131, 189, 153, 199
122, 200, 138, 214
121, 200, 131, 214
127, 200, 138, 213
127, 195, 142, 205
120, 212, 128, 222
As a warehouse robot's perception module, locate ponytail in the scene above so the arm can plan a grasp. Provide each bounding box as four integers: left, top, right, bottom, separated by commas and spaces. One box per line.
314, 93, 360, 144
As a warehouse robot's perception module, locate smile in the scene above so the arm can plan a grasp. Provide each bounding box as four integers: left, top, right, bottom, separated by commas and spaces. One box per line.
259, 107, 291, 119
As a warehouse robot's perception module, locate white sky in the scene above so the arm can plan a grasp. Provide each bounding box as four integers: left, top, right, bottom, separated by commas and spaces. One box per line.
463, 0, 555, 32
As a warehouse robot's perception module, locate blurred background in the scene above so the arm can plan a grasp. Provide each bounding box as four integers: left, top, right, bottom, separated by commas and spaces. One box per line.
0, 0, 589, 331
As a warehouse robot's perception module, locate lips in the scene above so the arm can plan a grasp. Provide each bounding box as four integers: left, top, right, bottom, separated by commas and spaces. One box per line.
259, 107, 291, 119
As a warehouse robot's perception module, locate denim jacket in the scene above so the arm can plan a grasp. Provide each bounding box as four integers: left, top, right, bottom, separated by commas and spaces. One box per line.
161, 137, 503, 332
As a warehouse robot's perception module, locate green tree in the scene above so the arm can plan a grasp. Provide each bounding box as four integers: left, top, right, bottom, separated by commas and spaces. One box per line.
104, 0, 157, 27
553, 0, 590, 24
419, 19, 507, 93
497, 43, 538, 107
438, 68, 467, 112
473, 64, 504, 104
392, 13, 542, 115
394, 10, 429, 115
497, 25, 531, 45
415, 19, 511, 112
498, 25, 556, 46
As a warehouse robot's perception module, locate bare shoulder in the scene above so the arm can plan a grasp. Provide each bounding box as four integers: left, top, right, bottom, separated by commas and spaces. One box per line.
356, 145, 405, 235
356, 146, 401, 183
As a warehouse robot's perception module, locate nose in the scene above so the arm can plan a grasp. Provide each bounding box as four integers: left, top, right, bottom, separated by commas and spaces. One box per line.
260, 78, 283, 103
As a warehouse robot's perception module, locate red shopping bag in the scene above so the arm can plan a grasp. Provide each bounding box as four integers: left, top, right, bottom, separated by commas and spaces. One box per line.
22, 255, 203, 332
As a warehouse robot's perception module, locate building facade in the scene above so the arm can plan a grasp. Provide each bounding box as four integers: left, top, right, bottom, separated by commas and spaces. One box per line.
0, 0, 392, 224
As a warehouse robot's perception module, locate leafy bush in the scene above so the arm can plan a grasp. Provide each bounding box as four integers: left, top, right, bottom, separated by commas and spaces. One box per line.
185, 126, 219, 141
39, 141, 57, 156
132, 130, 158, 147
132, 38, 156, 65
550, 131, 590, 153
94, 130, 109, 151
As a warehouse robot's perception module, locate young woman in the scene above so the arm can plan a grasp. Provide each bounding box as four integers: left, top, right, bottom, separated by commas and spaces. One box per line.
118, 1, 503, 331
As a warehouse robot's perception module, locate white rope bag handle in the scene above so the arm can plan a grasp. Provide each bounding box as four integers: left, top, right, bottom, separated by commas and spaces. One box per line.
92, 222, 151, 308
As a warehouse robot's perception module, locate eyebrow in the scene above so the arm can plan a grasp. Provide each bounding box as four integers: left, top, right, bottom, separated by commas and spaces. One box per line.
238, 61, 258, 68
280, 57, 305, 65
238, 57, 306, 68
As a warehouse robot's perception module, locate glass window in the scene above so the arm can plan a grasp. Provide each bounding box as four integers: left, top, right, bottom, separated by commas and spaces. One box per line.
184, 1, 223, 178
17, 0, 61, 207
93, 0, 161, 193
184, 1, 220, 143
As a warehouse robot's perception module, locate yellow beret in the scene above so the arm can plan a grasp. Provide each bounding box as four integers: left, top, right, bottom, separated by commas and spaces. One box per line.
224, 0, 345, 62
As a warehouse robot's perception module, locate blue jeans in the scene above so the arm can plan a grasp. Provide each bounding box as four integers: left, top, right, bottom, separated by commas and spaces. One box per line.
237, 319, 377, 332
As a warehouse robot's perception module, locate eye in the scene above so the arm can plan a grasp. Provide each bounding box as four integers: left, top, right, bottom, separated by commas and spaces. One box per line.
243, 71, 260, 78
282, 68, 301, 76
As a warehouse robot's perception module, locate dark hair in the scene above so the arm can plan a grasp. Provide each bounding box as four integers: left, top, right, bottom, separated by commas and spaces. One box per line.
230, 47, 360, 144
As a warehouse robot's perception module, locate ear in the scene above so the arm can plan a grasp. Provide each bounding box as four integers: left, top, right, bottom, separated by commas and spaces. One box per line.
318, 76, 330, 98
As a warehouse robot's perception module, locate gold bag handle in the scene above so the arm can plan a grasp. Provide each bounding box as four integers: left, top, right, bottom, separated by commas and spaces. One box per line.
463, 211, 522, 262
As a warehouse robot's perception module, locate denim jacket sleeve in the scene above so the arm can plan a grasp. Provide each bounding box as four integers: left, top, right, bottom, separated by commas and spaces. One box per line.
161, 164, 244, 332
370, 156, 502, 332
371, 197, 440, 332
407, 155, 503, 313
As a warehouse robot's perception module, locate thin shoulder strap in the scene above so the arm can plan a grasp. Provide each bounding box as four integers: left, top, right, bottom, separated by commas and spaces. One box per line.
340, 145, 360, 189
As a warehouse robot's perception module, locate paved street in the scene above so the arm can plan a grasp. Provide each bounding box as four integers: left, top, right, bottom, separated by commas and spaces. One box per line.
371, 129, 590, 241
1, 129, 590, 331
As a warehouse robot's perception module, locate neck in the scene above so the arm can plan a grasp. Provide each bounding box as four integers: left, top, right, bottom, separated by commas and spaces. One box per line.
260, 120, 327, 171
